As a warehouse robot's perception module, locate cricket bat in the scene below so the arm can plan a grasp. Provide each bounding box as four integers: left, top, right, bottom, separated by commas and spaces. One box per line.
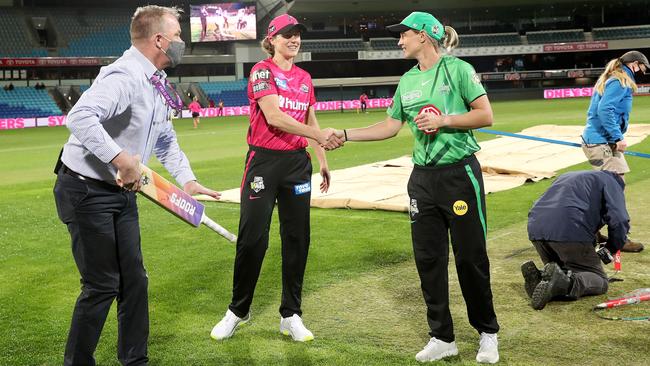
119, 163, 237, 243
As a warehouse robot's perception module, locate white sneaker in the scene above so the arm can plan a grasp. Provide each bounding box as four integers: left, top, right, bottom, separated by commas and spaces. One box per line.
415, 337, 458, 362
476, 332, 499, 364
210, 309, 250, 340
279, 314, 314, 342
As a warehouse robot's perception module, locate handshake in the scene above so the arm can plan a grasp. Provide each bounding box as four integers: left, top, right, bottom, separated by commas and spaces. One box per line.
315, 128, 346, 151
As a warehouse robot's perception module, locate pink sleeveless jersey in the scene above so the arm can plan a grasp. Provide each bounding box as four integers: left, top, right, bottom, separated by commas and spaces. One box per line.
247, 58, 316, 150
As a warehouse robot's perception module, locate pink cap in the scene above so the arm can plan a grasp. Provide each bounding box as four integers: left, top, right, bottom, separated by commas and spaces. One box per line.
267, 14, 307, 38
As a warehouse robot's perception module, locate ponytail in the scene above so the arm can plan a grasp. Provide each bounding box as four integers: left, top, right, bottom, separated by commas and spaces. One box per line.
442, 26, 459, 52
594, 58, 637, 95
261, 37, 274, 56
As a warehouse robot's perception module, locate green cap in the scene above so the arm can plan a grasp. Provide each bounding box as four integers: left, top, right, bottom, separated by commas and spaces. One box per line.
386, 12, 445, 41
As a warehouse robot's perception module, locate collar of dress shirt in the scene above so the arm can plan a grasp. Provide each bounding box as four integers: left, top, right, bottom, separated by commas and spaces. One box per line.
129, 45, 167, 81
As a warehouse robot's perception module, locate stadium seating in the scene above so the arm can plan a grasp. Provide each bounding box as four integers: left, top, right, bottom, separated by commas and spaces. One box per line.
526, 29, 585, 44
198, 80, 248, 106
300, 39, 365, 53
47, 8, 132, 57
370, 33, 522, 50
0, 87, 62, 118
0, 10, 48, 57
592, 25, 650, 40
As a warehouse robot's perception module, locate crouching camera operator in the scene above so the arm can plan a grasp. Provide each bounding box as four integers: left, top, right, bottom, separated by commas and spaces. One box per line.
521, 170, 630, 310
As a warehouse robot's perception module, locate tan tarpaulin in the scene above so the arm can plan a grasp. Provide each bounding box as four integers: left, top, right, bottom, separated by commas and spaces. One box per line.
208, 124, 650, 212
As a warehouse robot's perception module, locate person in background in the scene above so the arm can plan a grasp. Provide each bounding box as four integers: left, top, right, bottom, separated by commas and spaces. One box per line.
217, 99, 224, 116
523, 170, 629, 310
581, 50, 649, 253
188, 96, 202, 128
359, 92, 368, 113
208, 98, 215, 108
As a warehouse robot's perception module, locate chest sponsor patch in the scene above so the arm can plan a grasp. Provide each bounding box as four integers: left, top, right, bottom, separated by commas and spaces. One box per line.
293, 182, 311, 195
274, 77, 289, 90
418, 104, 442, 135
401, 90, 422, 105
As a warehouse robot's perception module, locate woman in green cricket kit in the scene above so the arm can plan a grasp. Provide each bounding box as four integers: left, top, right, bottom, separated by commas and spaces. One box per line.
326, 11, 500, 364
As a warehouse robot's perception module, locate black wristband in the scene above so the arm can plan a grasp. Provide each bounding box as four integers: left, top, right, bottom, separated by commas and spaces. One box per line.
343, 129, 348, 141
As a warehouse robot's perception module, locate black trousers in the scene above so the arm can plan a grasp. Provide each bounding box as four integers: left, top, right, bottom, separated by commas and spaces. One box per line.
230, 147, 312, 318
407, 155, 499, 342
54, 170, 148, 366
532, 240, 608, 299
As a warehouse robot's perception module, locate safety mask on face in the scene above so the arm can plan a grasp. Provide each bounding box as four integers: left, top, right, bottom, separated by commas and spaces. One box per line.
159, 35, 185, 68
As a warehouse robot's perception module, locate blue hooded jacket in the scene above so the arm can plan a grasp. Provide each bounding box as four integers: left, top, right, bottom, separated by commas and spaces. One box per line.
582, 66, 635, 144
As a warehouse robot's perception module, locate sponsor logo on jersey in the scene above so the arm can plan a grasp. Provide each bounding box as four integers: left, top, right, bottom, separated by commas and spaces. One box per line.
274, 77, 289, 90
438, 84, 451, 94
418, 104, 441, 135
252, 82, 271, 93
293, 182, 311, 195
278, 95, 309, 111
300, 83, 309, 93
453, 200, 468, 216
401, 89, 422, 105
250, 176, 265, 193
472, 73, 481, 84
251, 68, 271, 82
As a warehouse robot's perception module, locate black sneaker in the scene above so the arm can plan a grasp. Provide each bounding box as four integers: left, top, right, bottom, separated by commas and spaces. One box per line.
531, 263, 571, 310
521, 261, 542, 298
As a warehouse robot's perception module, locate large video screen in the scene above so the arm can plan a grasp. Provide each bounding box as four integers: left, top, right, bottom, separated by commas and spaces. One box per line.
190, 2, 256, 42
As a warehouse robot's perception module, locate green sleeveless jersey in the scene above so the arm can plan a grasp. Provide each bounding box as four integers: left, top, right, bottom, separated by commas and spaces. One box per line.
387, 55, 486, 166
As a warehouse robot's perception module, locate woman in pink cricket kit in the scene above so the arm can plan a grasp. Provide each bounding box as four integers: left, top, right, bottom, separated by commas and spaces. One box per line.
210, 14, 339, 342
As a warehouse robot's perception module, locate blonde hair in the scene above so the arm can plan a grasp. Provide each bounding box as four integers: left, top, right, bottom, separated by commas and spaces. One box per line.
425, 25, 459, 53
594, 58, 638, 95
130, 5, 182, 41
261, 37, 275, 56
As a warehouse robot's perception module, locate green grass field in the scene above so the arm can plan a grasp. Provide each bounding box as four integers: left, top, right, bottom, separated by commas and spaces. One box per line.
1, 98, 649, 365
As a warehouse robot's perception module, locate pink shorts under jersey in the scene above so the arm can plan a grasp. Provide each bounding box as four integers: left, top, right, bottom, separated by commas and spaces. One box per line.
247, 58, 316, 150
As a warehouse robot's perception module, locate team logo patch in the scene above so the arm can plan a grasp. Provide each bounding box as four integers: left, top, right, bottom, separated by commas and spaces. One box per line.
293, 182, 311, 195
300, 83, 309, 93
274, 77, 289, 90
268, 25, 276, 34
252, 82, 271, 93
432, 25, 440, 35
251, 68, 271, 82
250, 176, 265, 193
453, 200, 468, 216
401, 90, 422, 105
409, 198, 419, 218
418, 104, 441, 135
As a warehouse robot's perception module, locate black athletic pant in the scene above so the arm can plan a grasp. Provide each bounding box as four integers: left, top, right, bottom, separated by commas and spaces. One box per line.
532, 240, 608, 299
230, 146, 312, 318
407, 155, 499, 342
53, 169, 148, 366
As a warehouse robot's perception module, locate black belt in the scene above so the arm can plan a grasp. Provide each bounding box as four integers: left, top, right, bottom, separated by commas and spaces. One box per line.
62, 165, 121, 191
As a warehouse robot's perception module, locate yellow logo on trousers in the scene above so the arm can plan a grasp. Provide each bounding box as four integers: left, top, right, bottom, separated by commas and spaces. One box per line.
453, 200, 468, 216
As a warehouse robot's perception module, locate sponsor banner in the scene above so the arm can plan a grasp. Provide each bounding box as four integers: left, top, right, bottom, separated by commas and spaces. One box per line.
543, 41, 608, 53
179, 98, 393, 118
544, 84, 650, 99
0, 118, 37, 130
0, 57, 106, 67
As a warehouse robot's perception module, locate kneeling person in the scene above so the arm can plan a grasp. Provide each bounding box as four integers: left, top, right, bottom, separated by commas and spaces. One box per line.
523, 170, 630, 310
